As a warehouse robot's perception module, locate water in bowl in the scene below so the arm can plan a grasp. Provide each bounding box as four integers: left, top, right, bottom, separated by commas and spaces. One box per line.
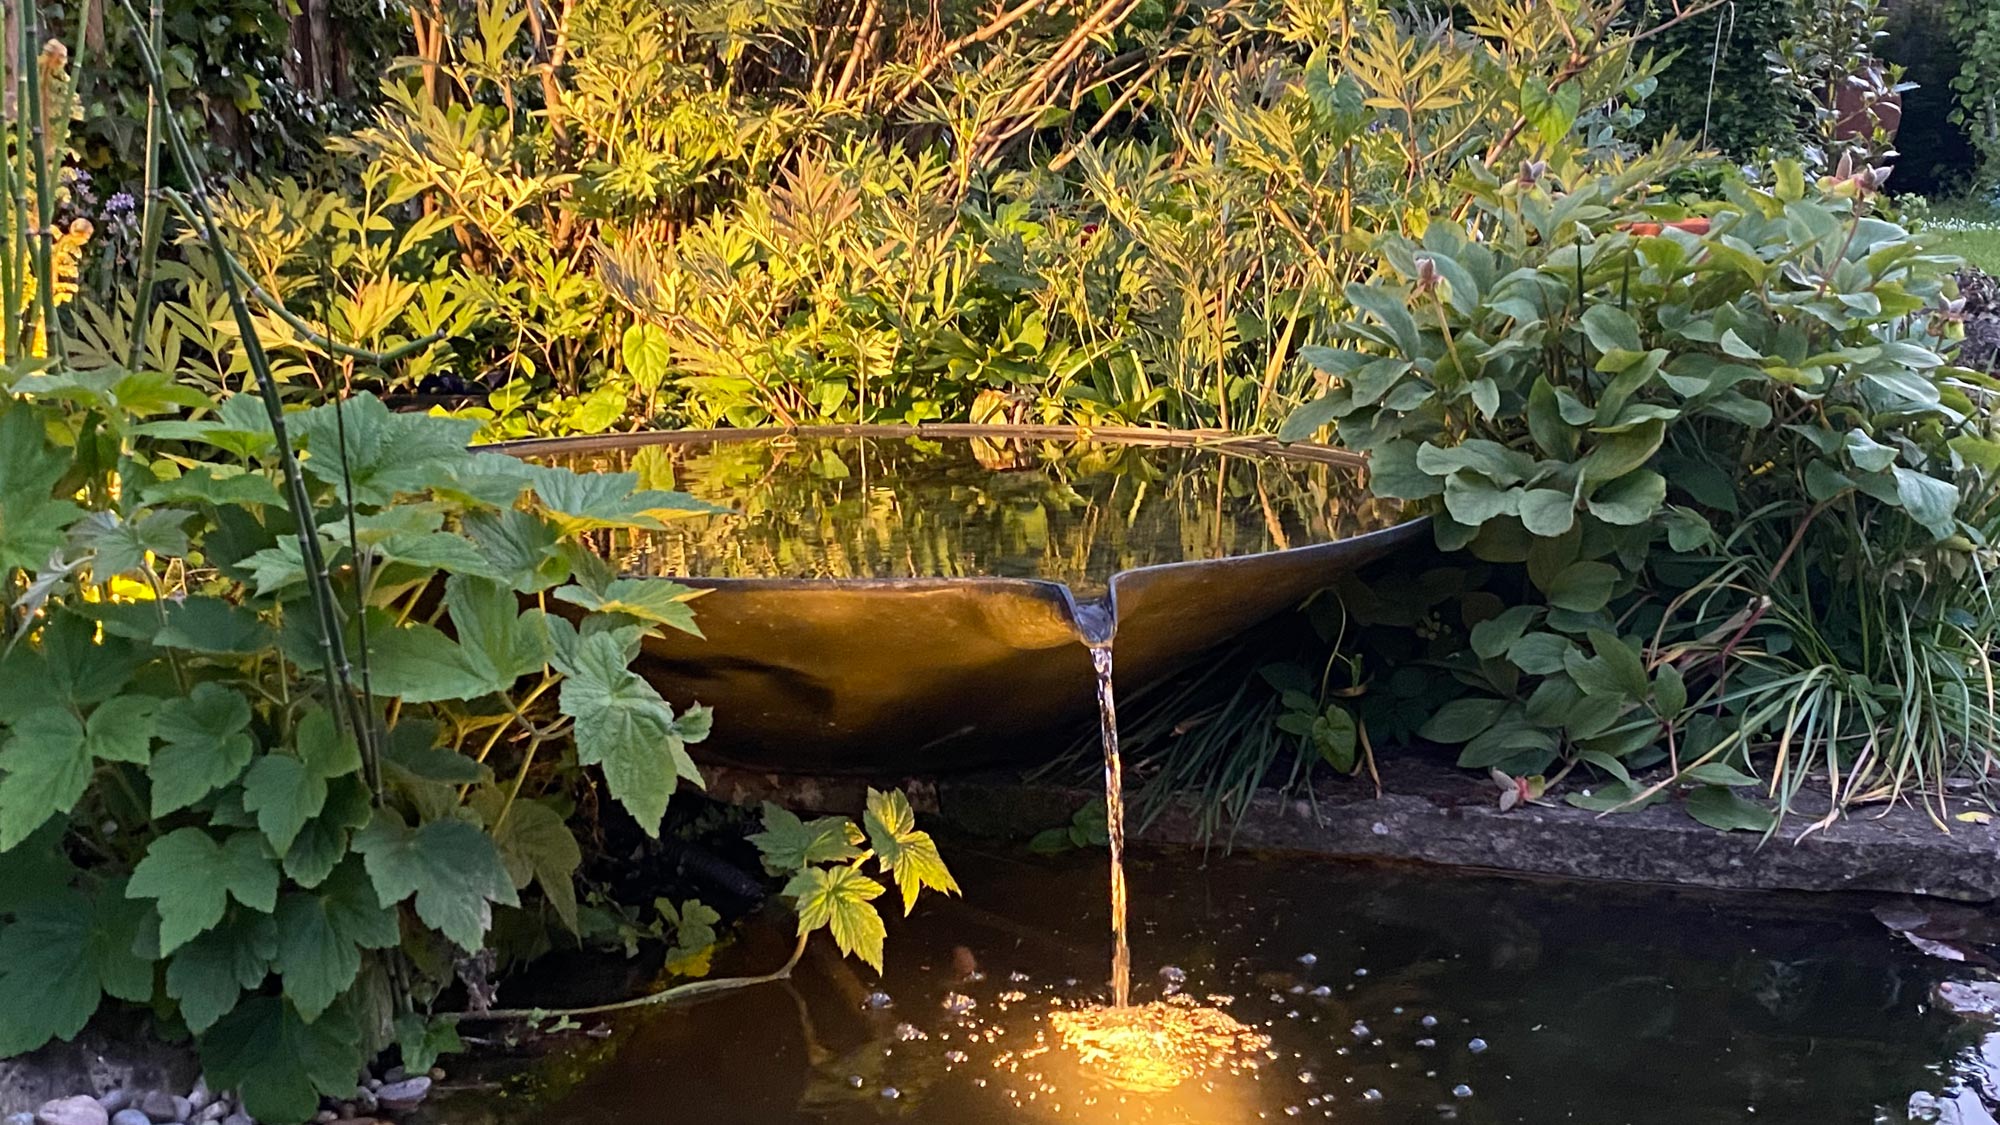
529, 433, 1401, 598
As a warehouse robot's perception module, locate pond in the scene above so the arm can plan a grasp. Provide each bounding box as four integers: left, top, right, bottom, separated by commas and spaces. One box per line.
445, 846, 1983, 1125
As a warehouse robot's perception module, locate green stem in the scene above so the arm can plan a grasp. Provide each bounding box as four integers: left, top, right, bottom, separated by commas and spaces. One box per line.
448, 932, 813, 1024
19, 0, 64, 363
125, 0, 166, 370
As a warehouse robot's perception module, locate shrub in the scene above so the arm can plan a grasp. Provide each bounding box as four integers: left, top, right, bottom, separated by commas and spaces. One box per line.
1283, 159, 1993, 826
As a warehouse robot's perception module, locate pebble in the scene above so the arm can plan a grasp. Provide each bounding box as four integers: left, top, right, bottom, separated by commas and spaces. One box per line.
352, 1087, 379, 1115
138, 1093, 187, 1125
95, 1094, 129, 1115
222, 1115, 254, 1125
109, 1112, 151, 1125
187, 1080, 210, 1114
35, 1097, 108, 1125
374, 1077, 431, 1112
6, 1112, 33, 1125
194, 1104, 227, 1124
314, 1112, 338, 1124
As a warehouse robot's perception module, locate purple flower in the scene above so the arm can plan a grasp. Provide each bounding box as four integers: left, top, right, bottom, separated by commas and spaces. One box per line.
104, 191, 136, 217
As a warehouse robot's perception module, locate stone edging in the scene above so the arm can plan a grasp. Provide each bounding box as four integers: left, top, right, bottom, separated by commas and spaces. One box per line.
703, 757, 2000, 902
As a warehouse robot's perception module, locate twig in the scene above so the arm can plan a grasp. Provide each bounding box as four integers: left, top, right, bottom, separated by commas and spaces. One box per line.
448, 932, 812, 1023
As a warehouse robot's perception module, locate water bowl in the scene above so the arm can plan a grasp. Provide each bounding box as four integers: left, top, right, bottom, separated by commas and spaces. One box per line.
500, 424, 1424, 771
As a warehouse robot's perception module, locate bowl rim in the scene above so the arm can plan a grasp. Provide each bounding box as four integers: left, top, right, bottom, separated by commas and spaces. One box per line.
481, 421, 1369, 468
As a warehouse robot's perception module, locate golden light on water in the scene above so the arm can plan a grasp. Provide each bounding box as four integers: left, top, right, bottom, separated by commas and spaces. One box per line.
1048, 999, 1272, 1094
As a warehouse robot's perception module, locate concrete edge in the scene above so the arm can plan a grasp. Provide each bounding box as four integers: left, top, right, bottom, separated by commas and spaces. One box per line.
702, 757, 2000, 903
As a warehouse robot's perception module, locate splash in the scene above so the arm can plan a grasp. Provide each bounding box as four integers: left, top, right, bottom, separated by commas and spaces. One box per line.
1049, 997, 1270, 1093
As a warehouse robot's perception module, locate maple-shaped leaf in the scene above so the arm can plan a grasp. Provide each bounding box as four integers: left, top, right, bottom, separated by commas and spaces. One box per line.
166, 909, 278, 1034
462, 508, 571, 594
368, 576, 551, 702
0, 402, 85, 575
291, 393, 481, 506
863, 788, 961, 914
127, 828, 280, 955
271, 859, 400, 1021
552, 577, 706, 637
786, 864, 887, 972
0, 880, 153, 1055
748, 802, 862, 875
68, 507, 193, 578
148, 682, 257, 816
526, 464, 724, 537
556, 632, 705, 834
0, 709, 90, 852
481, 795, 583, 936
139, 465, 286, 509
131, 393, 275, 459
353, 811, 517, 953
199, 996, 365, 1125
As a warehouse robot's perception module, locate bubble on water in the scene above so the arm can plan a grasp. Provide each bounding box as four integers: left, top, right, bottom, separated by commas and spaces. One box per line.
881, 1087, 902, 1100
1353, 968, 1369, 977
943, 992, 978, 1015
1467, 1038, 1488, 1054
1415, 1038, 1436, 1049
1350, 1021, 1371, 1039
1361, 1089, 1384, 1103
1298, 1070, 1316, 1085
1420, 1015, 1439, 1029
1010, 970, 1032, 983
894, 1022, 927, 1041
945, 1050, 969, 1064
1297, 953, 1319, 966
862, 991, 894, 1010
1309, 985, 1332, 998
1453, 1085, 1474, 1098
847, 1075, 864, 1089
1284, 1106, 1302, 1117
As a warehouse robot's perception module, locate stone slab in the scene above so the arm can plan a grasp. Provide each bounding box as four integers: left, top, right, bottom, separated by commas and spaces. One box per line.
704, 755, 2000, 902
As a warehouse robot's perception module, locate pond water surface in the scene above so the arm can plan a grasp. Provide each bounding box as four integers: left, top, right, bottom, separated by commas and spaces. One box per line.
449, 846, 1984, 1125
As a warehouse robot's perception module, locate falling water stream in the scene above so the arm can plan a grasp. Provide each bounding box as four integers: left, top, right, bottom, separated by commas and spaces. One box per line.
1088, 643, 1131, 1008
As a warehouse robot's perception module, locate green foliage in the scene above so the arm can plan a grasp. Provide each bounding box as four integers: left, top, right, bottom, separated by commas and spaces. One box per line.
0, 377, 723, 1120
1946, 0, 2000, 177
94, 0, 1701, 439
1630, 0, 1798, 156
1286, 158, 1997, 827
751, 790, 959, 973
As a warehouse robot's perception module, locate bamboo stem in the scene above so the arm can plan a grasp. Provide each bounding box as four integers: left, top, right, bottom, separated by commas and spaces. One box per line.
125, 0, 164, 370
